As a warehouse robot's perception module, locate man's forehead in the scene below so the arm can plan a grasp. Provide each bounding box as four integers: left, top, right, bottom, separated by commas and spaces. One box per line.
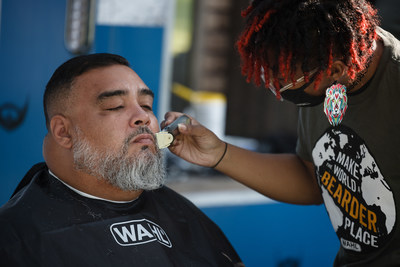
75, 64, 140, 86
96, 88, 154, 102
71, 66, 152, 99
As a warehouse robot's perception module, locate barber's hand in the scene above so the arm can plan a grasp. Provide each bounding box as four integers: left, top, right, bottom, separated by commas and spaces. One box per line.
161, 111, 226, 168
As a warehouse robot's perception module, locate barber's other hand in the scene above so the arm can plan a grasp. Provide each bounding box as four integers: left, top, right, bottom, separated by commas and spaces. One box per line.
161, 111, 226, 168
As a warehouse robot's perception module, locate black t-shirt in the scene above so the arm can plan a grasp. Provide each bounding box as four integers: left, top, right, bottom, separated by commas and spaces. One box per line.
296, 28, 400, 265
0, 163, 243, 267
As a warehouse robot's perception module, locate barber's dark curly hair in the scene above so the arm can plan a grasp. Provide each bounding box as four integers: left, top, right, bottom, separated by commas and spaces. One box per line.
237, 0, 380, 98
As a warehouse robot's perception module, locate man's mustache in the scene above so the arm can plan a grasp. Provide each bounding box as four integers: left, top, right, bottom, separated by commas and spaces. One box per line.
125, 126, 157, 146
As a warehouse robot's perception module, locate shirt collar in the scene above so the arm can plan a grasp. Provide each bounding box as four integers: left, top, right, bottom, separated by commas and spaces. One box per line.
48, 169, 137, 204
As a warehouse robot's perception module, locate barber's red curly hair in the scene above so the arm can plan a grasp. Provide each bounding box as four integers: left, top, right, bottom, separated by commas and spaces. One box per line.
236, 0, 379, 99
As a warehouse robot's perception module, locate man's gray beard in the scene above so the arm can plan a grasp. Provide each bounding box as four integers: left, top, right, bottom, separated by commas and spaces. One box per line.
72, 126, 166, 191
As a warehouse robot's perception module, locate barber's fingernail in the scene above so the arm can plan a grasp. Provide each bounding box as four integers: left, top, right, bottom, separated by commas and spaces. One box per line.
178, 123, 187, 131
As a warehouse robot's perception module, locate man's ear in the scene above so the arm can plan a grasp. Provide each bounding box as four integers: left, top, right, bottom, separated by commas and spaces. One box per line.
330, 60, 347, 81
49, 115, 73, 149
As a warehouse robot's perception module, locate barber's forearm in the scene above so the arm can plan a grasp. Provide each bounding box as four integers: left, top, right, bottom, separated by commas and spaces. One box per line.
215, 144, 323, 205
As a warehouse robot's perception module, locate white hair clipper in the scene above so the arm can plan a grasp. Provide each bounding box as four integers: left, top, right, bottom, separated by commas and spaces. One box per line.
155, 115, 191, 149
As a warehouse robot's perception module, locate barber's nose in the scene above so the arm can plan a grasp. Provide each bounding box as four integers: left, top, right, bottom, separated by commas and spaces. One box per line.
129, 105, 150, 127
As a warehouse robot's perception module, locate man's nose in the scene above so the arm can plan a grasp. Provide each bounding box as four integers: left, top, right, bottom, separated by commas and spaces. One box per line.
129, 105, 150, 127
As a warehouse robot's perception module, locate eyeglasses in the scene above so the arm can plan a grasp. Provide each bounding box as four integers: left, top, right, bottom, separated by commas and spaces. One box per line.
261, 68, 318, 95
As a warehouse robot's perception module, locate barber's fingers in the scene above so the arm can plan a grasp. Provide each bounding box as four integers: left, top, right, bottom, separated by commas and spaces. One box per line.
160, 111, 184, 129
161, 112, 199, 130
177, 122, 189, 133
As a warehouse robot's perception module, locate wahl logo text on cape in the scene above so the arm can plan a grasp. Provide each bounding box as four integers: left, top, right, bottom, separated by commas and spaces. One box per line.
110, 219, 172, 247
324, 83, 348, 126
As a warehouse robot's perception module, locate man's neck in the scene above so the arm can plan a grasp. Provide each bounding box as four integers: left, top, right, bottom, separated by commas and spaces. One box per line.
349, 39, 383, 93
49, 167, 143, 202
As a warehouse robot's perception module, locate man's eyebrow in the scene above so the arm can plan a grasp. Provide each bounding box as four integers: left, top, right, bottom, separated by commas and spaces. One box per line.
140, 88, 154, 98
97, 90, 128, 102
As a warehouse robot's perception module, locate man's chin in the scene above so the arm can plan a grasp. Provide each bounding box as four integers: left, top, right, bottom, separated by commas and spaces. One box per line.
140, 145, 151, 151
128, 144, 158, 155
115, 178, 165, 192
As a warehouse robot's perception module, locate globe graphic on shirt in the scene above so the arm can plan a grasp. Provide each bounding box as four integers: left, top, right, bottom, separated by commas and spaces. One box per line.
312, 126, 395, 253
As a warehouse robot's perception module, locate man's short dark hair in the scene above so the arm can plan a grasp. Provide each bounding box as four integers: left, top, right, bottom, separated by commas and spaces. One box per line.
43, 53, 130, 129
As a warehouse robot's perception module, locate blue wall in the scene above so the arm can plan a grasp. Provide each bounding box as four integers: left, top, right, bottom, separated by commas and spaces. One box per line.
0, 0, 71, 204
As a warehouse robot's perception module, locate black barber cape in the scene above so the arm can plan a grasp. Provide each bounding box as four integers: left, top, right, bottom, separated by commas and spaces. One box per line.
0, 163, 243, 266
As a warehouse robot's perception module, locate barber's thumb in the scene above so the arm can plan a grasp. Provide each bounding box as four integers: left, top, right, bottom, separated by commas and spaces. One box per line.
178, 123, 189, 133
